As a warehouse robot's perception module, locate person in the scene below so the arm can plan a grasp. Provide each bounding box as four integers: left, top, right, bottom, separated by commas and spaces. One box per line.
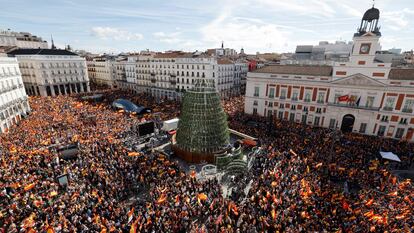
0, 91, 413, 232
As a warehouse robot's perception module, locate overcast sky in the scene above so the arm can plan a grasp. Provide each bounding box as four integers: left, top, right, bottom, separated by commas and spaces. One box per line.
1, 0, 413, 54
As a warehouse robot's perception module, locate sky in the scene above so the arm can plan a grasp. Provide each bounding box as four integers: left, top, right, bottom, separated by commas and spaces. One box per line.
1, 0, 413, 54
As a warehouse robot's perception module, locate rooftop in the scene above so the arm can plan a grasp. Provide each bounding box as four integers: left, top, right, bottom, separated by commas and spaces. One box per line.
389, 68, 414, 80
153, 52, 185, 59
217, 58, 234, 65
252, 65, 333, 76
8, 48, 78, 56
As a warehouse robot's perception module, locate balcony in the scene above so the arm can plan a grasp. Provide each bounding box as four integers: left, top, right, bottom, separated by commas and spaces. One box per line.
317, 100, 324, 104
279, 96, 286, 100
402, 108, 413, 113
291, 97, 298, 101
383, 106, 393, 111
304, 99, 311, 102
328, 102, 380, 111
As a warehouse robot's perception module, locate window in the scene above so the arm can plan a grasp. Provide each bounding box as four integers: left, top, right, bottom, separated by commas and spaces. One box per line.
377, 126, 386, 136
301, 114, 307, 124
314, 116, 320, 126
316, 108, 322, 114
395, 128, 405, 139
279, 103, 284, 109
359, 123, 367, 133
317, 92, 325, 103
291, 105, 296, 110
253, 100, 258, 106
254, 87, 260, 97
253, 108, 257, 115
280, 89, 286, 99
304, 93, 311, 102
329, 119, 336, 129
268, 110, 273, 117
278, 111, 284, 119
399, 118, 408, 125
381, 115, 389, 122
366, 96, 375, 108
384, 97, 395, 111
268, 102, 273, 107
289, 113, 295, 122
303, 106, 309, 112
268, 88, 275, 98
292, 92, 299, 101
334, 94, 341, 104
402, 99, 414, 113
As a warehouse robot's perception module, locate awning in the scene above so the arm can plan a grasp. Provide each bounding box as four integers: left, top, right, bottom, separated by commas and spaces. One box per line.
380, 151, 401, 162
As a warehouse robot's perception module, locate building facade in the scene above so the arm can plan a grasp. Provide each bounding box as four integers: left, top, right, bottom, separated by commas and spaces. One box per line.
0, 30, 48, 49
245, 7, 414, 141
8, 49, 90, 96
0, 55, 30, 133
120, 51, 248, 100
89, 56, 115, 88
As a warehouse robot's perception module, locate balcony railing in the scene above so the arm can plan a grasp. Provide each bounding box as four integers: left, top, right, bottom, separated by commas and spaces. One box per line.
280, 96, 286, 100
383, 106, 393, 111
328, 102, 380, 111
304, 99, 311, 102
291, 98, 298, 101
317, 100, 324, 104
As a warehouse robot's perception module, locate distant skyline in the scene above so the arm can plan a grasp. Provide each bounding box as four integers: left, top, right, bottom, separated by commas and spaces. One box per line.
1, 0, 414, 54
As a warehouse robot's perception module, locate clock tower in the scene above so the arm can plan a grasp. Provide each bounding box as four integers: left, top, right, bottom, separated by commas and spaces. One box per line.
350, 7, 381, 64
333, 6, 391, 79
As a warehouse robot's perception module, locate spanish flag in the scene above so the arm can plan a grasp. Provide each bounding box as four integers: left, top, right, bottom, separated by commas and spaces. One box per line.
49, 191, 58, 198
271, 209, 276, 219
127, 208, 134, 223
156, 194, 167, 204
24, 183, 36, 191
197, 193, 208, 201
128, 152, 140, 157
46, 226, 55, 233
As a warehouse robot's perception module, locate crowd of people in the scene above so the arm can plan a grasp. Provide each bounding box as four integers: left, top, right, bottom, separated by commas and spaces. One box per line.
0, 91, 413, 232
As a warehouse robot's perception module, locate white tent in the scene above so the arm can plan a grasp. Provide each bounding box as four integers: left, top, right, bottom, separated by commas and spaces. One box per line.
379, 151, 401, 162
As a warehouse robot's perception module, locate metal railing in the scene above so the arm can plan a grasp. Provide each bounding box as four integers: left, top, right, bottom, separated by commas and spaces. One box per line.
328, 102, 380, 111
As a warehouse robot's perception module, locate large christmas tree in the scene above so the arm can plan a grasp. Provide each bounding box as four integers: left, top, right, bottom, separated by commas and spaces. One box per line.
176, 80, 230, 155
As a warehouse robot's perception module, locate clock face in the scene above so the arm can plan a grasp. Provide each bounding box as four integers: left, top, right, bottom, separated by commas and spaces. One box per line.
360, 44, 371, 54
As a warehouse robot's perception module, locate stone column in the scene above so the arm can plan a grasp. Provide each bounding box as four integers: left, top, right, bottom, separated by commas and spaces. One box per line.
51, 85, 56, 96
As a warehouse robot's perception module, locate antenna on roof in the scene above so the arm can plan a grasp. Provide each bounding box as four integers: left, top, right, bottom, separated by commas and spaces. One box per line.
51, 35, 56, 50
372, 0, 375, 8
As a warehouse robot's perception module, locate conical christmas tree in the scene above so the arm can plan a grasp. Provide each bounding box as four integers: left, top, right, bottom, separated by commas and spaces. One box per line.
176, 80, 230, 156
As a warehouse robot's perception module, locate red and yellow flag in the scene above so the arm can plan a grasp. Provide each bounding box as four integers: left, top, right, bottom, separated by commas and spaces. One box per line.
24, 183, 36, 191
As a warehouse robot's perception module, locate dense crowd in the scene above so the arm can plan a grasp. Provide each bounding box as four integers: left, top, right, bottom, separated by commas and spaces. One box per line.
0, 92, 413, 232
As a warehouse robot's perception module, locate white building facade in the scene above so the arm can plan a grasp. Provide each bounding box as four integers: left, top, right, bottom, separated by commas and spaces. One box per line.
0, 56, 30, 133
245, 7, 414, 141
0, 30, 48, 49
121, 52, 248, 100
8, 49, 90, 96
89, 56, 115, 88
